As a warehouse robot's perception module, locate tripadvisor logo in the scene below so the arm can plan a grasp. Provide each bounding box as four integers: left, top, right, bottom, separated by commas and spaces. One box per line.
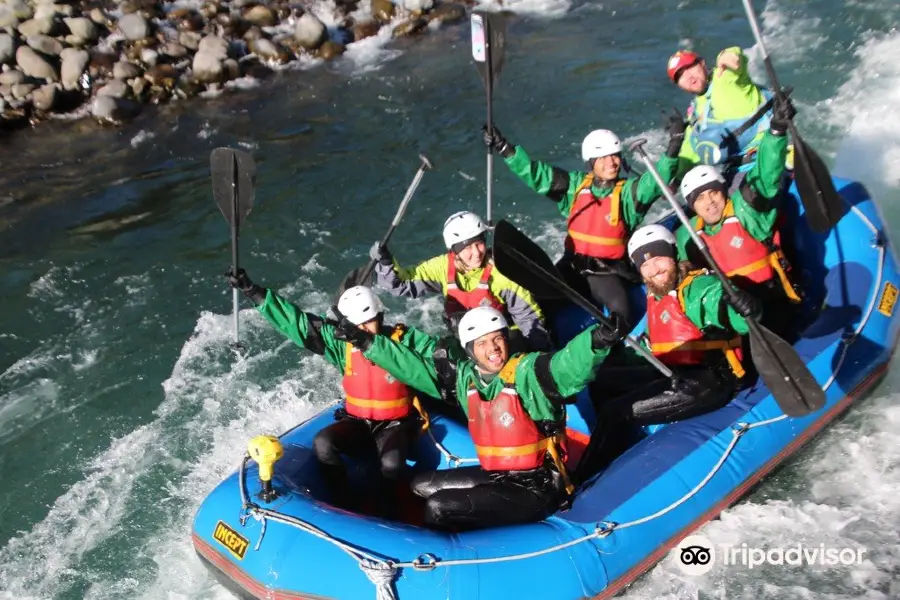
670, 533, 867, 575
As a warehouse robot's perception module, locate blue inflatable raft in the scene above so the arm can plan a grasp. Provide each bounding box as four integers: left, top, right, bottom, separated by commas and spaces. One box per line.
192, 175, 900, 599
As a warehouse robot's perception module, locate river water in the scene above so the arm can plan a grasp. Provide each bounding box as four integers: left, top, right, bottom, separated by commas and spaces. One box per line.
1, 0, 899, 597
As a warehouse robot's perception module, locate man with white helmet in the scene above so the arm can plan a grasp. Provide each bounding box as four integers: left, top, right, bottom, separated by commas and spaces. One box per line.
350, 305, 627, 530
675, 110, 801, 334
369, 210, 552, 351
226, 270, 439, 513
592, 225, 760, 427
481, 120, 684, 327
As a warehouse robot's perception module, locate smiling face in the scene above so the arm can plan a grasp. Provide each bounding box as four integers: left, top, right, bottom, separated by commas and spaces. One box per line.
592, 153, 622, 182
676, 61, 709, 94
456, 240, 487, 271
640, 256, 678, 296
471, 330, 508, 374
692, 188, 728, 225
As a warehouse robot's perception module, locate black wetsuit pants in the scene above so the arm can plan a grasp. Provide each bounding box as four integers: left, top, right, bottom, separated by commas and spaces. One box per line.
410, 466, 564, 531
313, 412, 413, 509
557, 253, 638, 327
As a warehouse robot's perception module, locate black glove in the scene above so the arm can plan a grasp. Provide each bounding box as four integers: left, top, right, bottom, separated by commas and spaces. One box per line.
331, 313, 375, 351
769, 97, 796, 136
663, 108, 686, 158
591, 312, 628, 350
729, 289, 762, 318
481, 124, 514, 158
225, 268, 267, 305
368, 242, 393, 265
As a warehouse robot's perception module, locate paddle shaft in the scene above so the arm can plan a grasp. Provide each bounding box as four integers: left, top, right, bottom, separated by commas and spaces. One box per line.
484, 17, 495, 226
497, 241, 673, 378
740, 0, 835, 229
356, 155, 431, 286
230, 153, 241, 344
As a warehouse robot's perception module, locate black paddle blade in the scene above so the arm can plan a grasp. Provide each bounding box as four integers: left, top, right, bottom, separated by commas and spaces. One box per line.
211, 148, 257, 227
748, 320, 825, 417
792, 137, 844, 234
335, 265, 366, 303
493, 220, 566, 301
471, 11, 506, 86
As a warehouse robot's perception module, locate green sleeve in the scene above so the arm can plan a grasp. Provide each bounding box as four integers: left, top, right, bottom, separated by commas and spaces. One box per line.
675, 219, 698, 263
680, 274, 750, 334
256, 289, 346, 370
709, 47, 766, 121
363, 333, 443, 399
620, 155, 680, 230
548, 325, 611, 395
399, 325, 439, 357
732, 131, 788, 242
503, 145, 586, 217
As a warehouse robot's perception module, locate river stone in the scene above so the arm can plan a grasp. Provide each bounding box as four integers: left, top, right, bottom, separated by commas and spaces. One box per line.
91, 94, 140, 122
0, 86, 9, 100
0, 69, 25, 85
60, 47, 87, 89
198, 34, 228, 60
294, 13, 326, 50
392, 17, 427, 37
222, 57, 239, 80
161, 41, 188, 58
402, 0, 434, 12
248, 38, 290, 64
10, 82, 33, 99
317, 40, 344, 61
0, 7, 19, 30
351, 21, 379, 42
113, 60, 140, 80
26, 34, 63, 56
243, 5, 274, 27
370, 0, 393, 22
17, 17, 54, 37
15, 45, 58, 81
179, 31, 202, 51
64, 17, 99, 43
97, 78, 127, 98
427, 3, 465, 24
118, 13, 149, 40
89, 8, 114, 28
32, 82, 57, 110
192, 49, 222, 83
0, 34, 14, 65
7, 0, 33, 22
140, 48, 157, 66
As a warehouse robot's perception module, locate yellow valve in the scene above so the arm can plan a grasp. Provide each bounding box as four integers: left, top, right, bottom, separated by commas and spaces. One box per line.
247, 435, 284, 483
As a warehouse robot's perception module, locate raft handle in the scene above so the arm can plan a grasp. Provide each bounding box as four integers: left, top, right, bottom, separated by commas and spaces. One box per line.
412, 553, 439, 571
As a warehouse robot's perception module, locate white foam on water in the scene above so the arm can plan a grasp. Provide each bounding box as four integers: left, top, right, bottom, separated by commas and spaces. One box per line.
824, 30, 900, 193
747, 0, 826, 70
129, 130, 156, 148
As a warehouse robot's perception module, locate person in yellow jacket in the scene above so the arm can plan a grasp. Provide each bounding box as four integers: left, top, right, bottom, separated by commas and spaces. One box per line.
667, 46, 776, 174
370, 211, 552, 351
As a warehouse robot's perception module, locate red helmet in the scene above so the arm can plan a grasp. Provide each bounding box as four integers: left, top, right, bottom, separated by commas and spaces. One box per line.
667, 50, 702, 83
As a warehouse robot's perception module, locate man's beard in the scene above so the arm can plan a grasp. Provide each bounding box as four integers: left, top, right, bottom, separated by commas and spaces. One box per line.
646, 271, 678, 297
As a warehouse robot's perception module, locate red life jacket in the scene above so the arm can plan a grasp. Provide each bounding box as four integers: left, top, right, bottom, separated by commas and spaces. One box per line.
445, 253, 505, 317
646, 271, 745, 377
565, 175, 627, 260
342, 326, 411, 421
466, 356, 561, 471
695, 201, 801, 302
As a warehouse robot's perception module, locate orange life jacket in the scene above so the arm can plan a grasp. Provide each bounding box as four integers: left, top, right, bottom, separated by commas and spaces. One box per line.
565, 175, 627, 260
695, 200, 801, 302
444, 253, 505, 317
646, 271, 746, 377
342, 326, 411, 420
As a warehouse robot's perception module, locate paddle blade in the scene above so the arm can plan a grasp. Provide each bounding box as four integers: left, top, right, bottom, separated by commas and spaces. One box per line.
792, 137, 844, 233
211, 148, 257, 227
493, 220, 566, 300
471, 11, 506, 85
748, 321, 825, 417
335, 265, 367, 303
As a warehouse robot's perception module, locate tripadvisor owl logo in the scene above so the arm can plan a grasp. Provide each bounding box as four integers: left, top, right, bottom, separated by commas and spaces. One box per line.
672, 534, 716, 575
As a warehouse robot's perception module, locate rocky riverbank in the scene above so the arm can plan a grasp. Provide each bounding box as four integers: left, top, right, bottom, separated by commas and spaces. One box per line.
0, 0, 468, 132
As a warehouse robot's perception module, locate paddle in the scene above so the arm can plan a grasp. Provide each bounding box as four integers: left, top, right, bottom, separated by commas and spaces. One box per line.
471, 10, 506, 226
628, 139, 825, 417
211, 147, 257, 346
337, 154, 433, 298
492, 219, 673, 379
740, 0, 843, 234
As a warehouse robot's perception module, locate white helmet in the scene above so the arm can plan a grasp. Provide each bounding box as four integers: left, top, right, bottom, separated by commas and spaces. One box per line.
443, 211, 488, 250
457, 306, 508, 346
581, 129, 622, 162
337, 286, 384, 325
680, 165, 726, 204
627, 224, 676, 267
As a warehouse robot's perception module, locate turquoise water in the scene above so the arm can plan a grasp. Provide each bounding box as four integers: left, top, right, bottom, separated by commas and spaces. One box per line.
1, 0, 899, 597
